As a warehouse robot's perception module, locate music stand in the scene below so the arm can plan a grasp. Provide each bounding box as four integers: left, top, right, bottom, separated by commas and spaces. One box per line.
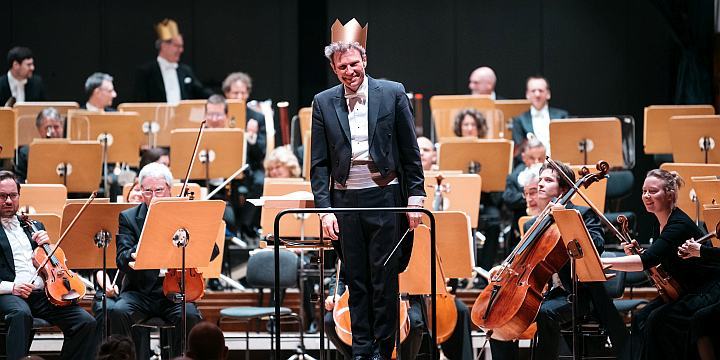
495, 100, 531, 140
59, 202, 135, 340
133, 199, 224, 354
260, 181, 321, 239
549, 118, 623, 167
172, 100, 207, 130
170, 129, 246, 184
417, 211, 474, 279
14, 102, 79, 147
198, 221, 226, 279
703, 205, 720, 247
19, 184, 67, 216
423, 174, 481, 228
668, 115, 720, 164
117, 102, 175, 148
27, 214, 62, 241
643, 105, 714, 155
27, 139, 102, 193
0, 108, 15, 160
552, 208, 611, 360
436, 139, 513, 192
227, 100, 247, 130
660, 163, 720, 224
428, 95, 506, 140
569, 166, 607, 213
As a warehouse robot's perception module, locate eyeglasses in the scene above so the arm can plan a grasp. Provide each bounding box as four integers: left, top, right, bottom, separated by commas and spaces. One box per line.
205, 112, 226, 120
141, 187, 167, 196
0, 193, 19, 201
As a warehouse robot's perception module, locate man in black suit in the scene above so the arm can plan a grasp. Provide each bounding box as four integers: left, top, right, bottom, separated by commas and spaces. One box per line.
109, 163, 202, 358
0, 170, 96, 360
14, 107, 64, 183
310, 19, 425, 360
134, 19, 211, 103
511, 76, 568, 156
468, 66, 502, 100
0, 47, 45, 105
82, 72, 117, 112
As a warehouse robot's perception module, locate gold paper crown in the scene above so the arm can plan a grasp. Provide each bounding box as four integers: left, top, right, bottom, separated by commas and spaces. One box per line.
330, 18, 368, 49
155, 19, 180, 41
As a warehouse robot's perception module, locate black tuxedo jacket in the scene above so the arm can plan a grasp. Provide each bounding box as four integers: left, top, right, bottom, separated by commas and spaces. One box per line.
133, 60, 211, 102
0, 74, 46, 105
511, 106, 568, 146
0, 217, 44, 283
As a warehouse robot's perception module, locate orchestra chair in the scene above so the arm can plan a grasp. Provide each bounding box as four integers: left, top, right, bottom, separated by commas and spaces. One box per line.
132, 317, 175, 360
218, 249, 304, 360
0, 317, 54, 359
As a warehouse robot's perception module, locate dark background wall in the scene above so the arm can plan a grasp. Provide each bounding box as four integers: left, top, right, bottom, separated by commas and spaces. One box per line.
2, 0, 709, 242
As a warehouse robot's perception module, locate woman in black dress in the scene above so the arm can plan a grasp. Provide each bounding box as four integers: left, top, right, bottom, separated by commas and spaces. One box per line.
602, 169, 720, 360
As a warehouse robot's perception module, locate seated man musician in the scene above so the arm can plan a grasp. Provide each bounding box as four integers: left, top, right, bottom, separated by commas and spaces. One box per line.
14, 107, 65, 183
0, 170, 96, 360
109, 163, 216, 358
488, 161, 627, 360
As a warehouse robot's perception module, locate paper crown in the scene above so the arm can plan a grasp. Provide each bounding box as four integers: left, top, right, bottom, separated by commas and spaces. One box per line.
330, 18, 368, 49
155, 19, 180, 41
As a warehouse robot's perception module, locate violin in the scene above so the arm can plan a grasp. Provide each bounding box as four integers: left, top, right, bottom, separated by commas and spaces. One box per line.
20, 216, 86, 307
471, 160, 608, 340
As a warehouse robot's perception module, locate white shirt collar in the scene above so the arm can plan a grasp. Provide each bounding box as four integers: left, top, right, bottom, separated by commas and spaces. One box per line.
530, 104, 549, 118
157, 56, 178, 70
7, 71, 27, 87
85, 102, 101, 112
0, 216, 19, 229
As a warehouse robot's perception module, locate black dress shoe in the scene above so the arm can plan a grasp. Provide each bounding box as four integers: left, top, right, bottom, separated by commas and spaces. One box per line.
353, 356, 369, 360
370, 354, 387, 360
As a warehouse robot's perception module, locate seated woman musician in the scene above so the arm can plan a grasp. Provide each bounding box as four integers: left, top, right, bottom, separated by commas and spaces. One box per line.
453, 108, 488, 139
264, 145, 302, 179
489, 161, 627, 360
601, 169, 720, 360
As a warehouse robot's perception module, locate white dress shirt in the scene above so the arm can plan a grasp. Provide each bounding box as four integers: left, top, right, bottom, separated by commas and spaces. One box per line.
157, 56, 181, 105
84, 102, 101, 112
6, 71, 26, 103
530, 105, 551, 155
0, 217, 44, 294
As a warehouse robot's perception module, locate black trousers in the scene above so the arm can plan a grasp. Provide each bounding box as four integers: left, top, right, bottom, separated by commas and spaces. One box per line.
0, 291, 96, 360
333, 185, 403, 358
93, 294, 150, 356
108, 290, 201, 358
440, 297, 473, 360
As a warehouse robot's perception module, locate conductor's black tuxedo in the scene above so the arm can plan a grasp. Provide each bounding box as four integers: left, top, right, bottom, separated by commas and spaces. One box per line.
0, 74, 45, 105
133, 60, 211, 102
310, 76, 425, 358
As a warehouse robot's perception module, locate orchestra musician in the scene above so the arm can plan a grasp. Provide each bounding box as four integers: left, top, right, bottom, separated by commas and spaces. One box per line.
602, 169, 720, 360
310, 18, 425, 359
14, 107, 65, 183
109, 163, 204, 358
489, 161, 627, 360
0, 170, 96, 360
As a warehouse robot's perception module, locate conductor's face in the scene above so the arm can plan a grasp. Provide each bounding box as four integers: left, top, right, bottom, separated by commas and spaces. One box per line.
331, 48, 366, 93
140, 176, 171, 205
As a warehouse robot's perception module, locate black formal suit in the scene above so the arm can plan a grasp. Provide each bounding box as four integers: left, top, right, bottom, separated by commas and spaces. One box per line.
133, 60, 211, 102
0, 74, 45, 105
233, 107, 267, 237
511, 106, 568, 147
14, 146, 29, 184
490, 203, 628, 360
0, 217, 96, 360
310, 76, 425, 358
110, 203, 202, 358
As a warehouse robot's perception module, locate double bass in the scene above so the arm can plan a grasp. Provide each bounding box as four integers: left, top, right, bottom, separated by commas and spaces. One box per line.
471, 160, 608, 340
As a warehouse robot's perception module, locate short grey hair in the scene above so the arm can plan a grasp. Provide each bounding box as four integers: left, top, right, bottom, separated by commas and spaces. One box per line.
206, 94, 228, 114
222, 72, 252, 94
35, 107, 63, 128
323, 41, 366, 63
84, 72, 113, 98
138, 162, 173, 188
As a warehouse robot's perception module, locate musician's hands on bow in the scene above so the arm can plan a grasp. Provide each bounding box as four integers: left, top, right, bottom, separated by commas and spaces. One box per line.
678, 238, 701, 259
623, 239, 640, 256
31, 230, 50, 246
324, 294, 340, 311
12, 283, 33, 298
321, 214, 340, 240
406, 204, 423, 230
489, 265, 504, 279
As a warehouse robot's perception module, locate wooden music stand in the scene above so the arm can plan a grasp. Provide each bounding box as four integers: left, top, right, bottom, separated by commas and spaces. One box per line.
702, 204, 720, 247
495, 99, 531, 140
199, 221, 226, 279
423, 174, 481, 228
660, 163, 720, 223
66, 198, 110, 205
59, 203, 135, 270
691, 176, 719, 207
120, 182, 203, 202
67, 111, 145, 167
302, 130, 311, 180
518, 215, 533, 237
117, 102, 175, 147
643, 105, 714, 154
398, 224, 449, 295
0, 108, 16, 160
298, 107, 312, 142
429, 95, 505, 139
172, 100, 207, 130
668, 115, 720, 164
27, 139, 102, 193
256, 182, 320, 238
569, 165, 607, 213
19, 184, 67, 216
14, 102, 79, 147
227, 100, 247, 130
549, 118, 623, 168
436, 139, 513, 192
28, 214, 61, 242
170, 128, 246, 181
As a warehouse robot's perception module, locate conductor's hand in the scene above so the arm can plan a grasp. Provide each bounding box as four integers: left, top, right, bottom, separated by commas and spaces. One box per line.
32, 230, 50, 246
406, 205, 422, 230
678, 238, 701, 259
12, 283, 33, 299
324, 294, 340, 311
623, 239, 640, 256
321, 214, 340, 241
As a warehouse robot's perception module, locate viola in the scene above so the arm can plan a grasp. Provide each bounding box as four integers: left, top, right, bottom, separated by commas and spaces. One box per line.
21, 216, 86, 306
471, 160, 608, 340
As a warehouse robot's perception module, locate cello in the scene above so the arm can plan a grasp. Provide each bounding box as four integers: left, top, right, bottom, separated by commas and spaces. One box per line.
471, 160, 608, 340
